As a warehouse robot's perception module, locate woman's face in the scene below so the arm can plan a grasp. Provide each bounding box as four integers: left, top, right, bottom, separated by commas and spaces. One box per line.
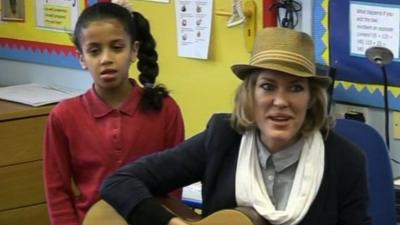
254, 70, 311, 153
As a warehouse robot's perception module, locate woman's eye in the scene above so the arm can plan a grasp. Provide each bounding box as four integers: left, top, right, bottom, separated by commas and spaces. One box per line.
260, 83, 274, 91
291, 84, 304, 92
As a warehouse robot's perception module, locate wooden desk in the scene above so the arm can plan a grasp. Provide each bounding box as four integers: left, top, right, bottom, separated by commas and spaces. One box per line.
0, 100, 54, 225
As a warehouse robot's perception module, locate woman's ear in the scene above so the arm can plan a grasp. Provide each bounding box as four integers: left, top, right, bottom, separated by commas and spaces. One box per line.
77, 51, 87, 70
308, 97, 316, 109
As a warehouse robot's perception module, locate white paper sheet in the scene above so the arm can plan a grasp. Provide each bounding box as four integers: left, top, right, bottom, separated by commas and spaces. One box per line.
36, 0, 80, 32
350, 2, 400, 59
175, 0, 213, 59
0, 83, 83, 107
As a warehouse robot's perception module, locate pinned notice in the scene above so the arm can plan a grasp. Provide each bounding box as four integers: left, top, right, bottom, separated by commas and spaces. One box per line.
350, 2, 400, 59
175, 0, 213, 59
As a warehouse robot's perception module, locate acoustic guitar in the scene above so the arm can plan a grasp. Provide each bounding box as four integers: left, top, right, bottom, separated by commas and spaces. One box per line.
83, 198, 270, 225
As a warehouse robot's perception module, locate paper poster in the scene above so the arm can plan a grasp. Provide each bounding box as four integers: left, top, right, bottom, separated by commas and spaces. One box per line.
36, 0, 80, 32
137, 0, 170, 2
175, 0, 213, 59
350, 1, 400, 59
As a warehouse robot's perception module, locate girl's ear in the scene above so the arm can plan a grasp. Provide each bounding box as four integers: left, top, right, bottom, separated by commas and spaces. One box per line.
77, 51, 87, 70
130, 41, 140, 63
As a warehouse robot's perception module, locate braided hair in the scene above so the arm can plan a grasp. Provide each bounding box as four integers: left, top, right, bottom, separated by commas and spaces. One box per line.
72, 2, 169, 111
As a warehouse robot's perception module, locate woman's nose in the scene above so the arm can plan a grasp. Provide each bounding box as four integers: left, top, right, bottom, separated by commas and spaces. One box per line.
272, 90, 289, 107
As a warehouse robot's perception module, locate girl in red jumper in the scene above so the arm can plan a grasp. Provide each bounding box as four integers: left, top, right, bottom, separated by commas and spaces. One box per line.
43, 2, 184, 225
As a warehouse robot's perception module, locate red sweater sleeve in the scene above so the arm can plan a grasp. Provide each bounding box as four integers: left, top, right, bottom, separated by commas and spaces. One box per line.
163, 97, 185, 148
162, 97, 185, 198
43, 111, 80, 225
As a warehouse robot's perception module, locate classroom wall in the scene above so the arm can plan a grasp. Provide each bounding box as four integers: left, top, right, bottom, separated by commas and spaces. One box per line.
0, 59, 92, 88
1, 1, 400, 178
131, 1, 250, 136
132, 0, 298, 138
0, 0, 318, 137
0, 0, 264, 137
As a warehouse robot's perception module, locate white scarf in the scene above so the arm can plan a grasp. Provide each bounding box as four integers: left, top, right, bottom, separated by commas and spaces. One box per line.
235, 130, 325, 225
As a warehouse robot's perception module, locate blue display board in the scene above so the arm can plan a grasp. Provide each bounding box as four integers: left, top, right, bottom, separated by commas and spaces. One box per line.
330, 0, 400, 85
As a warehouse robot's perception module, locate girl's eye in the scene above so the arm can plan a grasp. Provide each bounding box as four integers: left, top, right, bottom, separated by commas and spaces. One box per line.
87, 48, 100, 56
112, 45, 124, 51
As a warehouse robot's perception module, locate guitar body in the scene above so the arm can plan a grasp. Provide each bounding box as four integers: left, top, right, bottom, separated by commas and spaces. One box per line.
83, 200, 126, 225
188, 209, 261, 225
83, 199, 269, 225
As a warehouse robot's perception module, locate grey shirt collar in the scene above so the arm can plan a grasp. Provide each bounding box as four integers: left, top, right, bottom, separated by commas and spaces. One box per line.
257, 133, 304, 172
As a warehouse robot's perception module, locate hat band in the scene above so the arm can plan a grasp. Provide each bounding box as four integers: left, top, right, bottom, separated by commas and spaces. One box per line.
250, 50, 314, 73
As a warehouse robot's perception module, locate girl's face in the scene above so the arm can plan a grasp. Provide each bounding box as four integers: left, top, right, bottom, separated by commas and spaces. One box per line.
78, 19, 138, 94
254, 70, 311, 153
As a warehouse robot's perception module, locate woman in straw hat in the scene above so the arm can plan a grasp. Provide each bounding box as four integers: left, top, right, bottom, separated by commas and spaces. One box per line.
100, 28, 371, 225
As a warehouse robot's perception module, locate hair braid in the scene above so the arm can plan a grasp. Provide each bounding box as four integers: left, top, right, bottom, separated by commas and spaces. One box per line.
132, 11, 169, 111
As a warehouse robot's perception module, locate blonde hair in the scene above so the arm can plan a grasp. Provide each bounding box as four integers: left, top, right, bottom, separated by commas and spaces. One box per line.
230, 71, 331, 136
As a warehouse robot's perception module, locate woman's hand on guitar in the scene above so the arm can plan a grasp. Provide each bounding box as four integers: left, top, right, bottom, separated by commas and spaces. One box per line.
168, 217, 190, 225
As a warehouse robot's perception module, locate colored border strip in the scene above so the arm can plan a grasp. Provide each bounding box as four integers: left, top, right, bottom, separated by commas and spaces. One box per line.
0, 38, 81, 69
312, 0, 329, 65
333, 81, 400, 110
0, 1, 93, 69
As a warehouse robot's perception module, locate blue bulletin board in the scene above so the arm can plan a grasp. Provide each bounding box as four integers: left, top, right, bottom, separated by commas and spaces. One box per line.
330, 0, 400, 85
312, 0, 400, 110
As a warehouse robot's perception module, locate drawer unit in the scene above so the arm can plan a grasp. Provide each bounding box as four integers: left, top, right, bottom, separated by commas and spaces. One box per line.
0, 116, 48, 166
0, 100, 53, 225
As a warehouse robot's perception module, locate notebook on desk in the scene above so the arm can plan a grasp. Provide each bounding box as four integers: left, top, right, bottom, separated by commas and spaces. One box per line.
0, 83, 83, 107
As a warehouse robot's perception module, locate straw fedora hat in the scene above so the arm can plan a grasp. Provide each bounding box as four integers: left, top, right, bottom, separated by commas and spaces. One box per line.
231, 27, 331, 87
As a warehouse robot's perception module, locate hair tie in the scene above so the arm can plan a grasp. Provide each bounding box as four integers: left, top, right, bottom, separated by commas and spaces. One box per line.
144, 83, 154, 89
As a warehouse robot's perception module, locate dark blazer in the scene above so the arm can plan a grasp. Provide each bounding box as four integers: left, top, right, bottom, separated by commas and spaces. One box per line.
101, 113, 371, 225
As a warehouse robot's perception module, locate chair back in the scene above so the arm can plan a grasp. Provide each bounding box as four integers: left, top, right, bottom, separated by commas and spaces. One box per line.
334, 118, 396, 225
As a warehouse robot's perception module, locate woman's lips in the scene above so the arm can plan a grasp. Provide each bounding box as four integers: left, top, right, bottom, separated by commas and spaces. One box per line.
268, 115, 292, 127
